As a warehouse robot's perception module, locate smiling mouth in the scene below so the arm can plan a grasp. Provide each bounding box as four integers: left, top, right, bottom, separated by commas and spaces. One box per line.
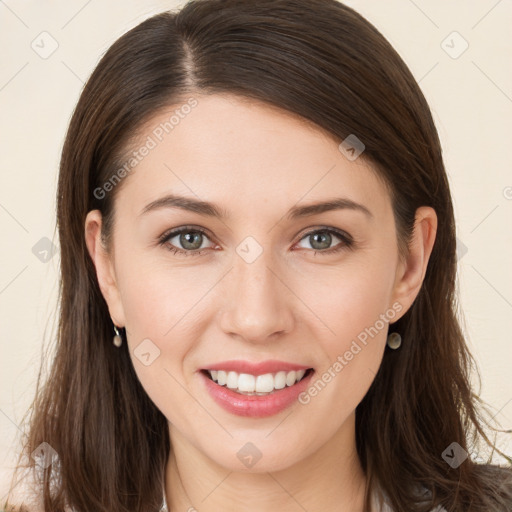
201, 368, 314, 396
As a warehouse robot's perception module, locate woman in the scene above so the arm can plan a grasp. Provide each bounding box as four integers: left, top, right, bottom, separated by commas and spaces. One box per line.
5, 0, 512, 510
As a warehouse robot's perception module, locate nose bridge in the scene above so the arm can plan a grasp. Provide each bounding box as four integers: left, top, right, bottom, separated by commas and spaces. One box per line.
220, 236, 294, 341
235, 242, 275, 300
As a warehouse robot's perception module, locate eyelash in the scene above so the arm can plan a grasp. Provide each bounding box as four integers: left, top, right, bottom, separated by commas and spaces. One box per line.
157, 225, 355, 258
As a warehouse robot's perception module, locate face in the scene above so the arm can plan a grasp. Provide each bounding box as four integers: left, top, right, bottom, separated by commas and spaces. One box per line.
86, 93, 435, 473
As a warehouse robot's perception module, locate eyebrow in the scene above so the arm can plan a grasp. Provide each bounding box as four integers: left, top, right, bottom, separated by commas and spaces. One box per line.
139, 193, 373, 220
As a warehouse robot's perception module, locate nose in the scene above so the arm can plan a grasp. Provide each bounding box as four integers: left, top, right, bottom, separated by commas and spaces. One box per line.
219, 248, 295, 344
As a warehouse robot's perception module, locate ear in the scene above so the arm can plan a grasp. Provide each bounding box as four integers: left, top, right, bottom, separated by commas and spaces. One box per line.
84, 210, 126, 327
390, 206, 437, 321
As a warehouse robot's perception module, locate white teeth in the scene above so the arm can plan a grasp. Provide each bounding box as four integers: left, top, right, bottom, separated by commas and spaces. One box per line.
217, 370, 227, 386
226, 371, 239, 390
286, 371, 297, 386
255, 373, 274, 393
274, 371, 287, 390
206, 368, 308, 394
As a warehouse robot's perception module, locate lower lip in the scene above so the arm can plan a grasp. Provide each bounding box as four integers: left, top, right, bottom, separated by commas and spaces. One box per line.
199, 369, 315, 418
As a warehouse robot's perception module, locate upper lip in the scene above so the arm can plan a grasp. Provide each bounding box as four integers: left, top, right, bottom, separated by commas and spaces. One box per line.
201, 359, 313, 376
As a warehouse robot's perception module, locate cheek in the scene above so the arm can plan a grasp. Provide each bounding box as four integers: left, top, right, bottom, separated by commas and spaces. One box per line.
115, 260, 204, 416
293, 252, 396, 395
119, 270, 172, 340
294, 275, 392, 427
112, 252, 195, 374
115, 246, 203, 337
297, 255, 396, 340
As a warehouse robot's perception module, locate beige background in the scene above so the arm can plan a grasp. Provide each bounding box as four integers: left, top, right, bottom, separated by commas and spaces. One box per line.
1, 0, 511, 498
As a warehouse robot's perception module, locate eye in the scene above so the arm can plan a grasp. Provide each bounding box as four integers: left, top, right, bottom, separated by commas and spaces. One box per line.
295, 228, 354, 255
158, 226, 354, 257
158, 226, 216, 256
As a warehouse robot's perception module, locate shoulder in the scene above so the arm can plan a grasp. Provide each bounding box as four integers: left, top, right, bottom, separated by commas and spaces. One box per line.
2, 466, 46, 512
376, 465, 512, 512
2, 505, 32, 512
2, 505, 28, 512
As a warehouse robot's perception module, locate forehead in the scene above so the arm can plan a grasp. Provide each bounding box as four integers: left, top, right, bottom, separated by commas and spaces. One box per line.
113, 93, 390, 218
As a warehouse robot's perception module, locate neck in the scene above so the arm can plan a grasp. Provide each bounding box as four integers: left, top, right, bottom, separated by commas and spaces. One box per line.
164, 411, 369, 512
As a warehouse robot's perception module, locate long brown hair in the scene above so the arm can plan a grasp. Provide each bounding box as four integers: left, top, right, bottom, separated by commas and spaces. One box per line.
5, 1, 512, 510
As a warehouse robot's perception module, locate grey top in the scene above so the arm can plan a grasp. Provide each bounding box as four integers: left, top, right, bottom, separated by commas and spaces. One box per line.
159, 485, 445, 511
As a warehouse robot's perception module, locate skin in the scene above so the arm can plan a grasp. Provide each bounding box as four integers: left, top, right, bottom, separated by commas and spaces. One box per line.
85, 93, 437, 512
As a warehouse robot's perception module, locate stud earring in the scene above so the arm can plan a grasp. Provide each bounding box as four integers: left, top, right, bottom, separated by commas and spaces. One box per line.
387, 332, 401, 350
113, 325, 123, 347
